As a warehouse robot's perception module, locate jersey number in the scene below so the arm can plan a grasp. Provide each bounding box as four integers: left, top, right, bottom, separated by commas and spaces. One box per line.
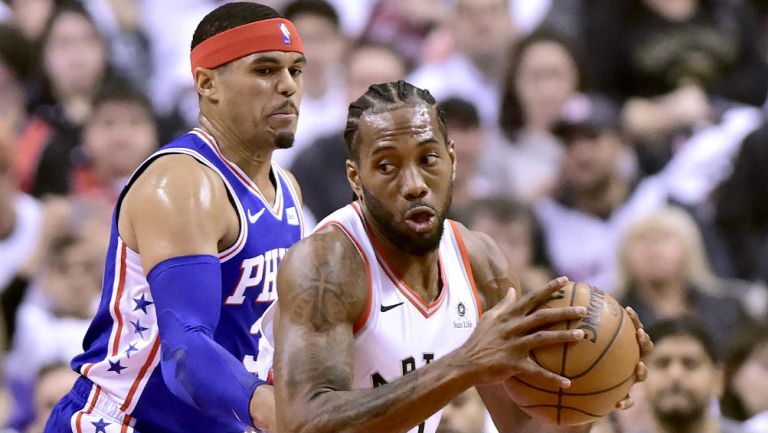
371, 353, 435, 433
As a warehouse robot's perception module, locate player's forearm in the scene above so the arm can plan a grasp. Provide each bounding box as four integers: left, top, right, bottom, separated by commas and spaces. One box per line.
277, 352, 476, 433
150, 255, 263, 427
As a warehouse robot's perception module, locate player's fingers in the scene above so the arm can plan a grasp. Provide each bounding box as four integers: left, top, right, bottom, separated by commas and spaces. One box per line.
516, 306, 587, 332
517, 358, 572, 389
516, 329, 585, 351
635, 361, 648, 382
616, 395, 634, 410
517, 276, 570, 313
498, 286, 518, 307
626, 307, 643, 330
637, 328, 654, 358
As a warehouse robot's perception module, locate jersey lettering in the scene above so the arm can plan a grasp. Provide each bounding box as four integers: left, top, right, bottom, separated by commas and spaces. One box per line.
225, 248, 286, 305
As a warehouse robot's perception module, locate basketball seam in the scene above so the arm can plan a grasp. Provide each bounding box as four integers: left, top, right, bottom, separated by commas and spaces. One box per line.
510, 371, 636, 396
515, 404, 604, 418
568, 300, 626, 380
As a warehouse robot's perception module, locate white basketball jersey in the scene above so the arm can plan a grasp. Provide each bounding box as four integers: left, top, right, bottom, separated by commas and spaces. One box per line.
256, 203, 484, 433
322, 202, 483, 433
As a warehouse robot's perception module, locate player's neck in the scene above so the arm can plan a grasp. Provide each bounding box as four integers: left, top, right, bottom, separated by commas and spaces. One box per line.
367, 221, 443, 304
198, 115, 276, 196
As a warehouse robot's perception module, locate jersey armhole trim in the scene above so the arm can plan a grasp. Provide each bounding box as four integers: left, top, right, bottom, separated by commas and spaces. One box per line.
316, 221, 373, 335
116, 148, 248, 263
448, 220, 483, 317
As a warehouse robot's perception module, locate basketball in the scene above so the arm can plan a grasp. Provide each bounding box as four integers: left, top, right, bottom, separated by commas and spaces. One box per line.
504, 281, 640, 426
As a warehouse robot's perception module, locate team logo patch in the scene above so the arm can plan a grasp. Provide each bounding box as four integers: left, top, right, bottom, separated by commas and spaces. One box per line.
286, 207, 299, 225
453, 301, 473, 329
279, 23, 291, 45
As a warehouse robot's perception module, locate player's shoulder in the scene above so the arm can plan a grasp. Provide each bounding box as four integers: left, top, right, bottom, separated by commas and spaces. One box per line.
449, 220, 501, 266
449, 220, 517, 310
280, 223, 367, 285
276, 223, 369, 325
134, 154, 225, 197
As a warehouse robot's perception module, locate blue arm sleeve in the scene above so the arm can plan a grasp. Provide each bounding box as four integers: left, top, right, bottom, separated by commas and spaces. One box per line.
147, 255, 265, 427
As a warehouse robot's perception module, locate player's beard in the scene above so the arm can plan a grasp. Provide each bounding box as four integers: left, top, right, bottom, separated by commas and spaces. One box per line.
361, 182, 452, 256
651, 386, 706, 431
274, 132, 294, 149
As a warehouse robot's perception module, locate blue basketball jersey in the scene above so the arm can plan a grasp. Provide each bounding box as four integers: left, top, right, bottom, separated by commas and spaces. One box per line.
68, 128, 303, 432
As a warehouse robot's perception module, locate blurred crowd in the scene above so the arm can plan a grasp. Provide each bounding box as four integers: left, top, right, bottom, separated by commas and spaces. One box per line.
0, 0, 766, 432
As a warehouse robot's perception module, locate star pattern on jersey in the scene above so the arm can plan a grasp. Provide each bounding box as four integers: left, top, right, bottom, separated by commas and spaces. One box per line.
131, 319, 149, 339
125, 343, 138, 358
132, 294, 154, 314
92, 418, 110, 433
107, 360, 126, 375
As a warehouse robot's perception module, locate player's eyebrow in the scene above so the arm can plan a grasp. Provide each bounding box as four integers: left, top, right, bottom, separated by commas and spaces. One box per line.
417, 138, 439, 146
249, 54, 306, 66
370, 144, 396, 156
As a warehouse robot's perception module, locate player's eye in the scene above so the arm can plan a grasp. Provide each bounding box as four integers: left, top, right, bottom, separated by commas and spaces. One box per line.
254, 68, 272, 76
378, 162, 395, 175
422, 154, 439, 166
290, 67, 303, 77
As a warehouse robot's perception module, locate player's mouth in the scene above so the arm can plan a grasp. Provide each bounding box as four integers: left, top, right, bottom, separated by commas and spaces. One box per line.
404, 206, 436, 233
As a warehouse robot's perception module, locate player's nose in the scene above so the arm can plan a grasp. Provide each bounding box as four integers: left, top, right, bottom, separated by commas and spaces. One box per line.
275, 68, 298, 97
400, 164, 428, 200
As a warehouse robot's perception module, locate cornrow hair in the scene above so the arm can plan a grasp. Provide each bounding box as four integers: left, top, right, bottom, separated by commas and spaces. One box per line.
344, 80, 447, 160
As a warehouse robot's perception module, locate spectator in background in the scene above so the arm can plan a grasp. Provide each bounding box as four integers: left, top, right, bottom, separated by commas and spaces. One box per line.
360, 0, 447, 67
71, 83, 158, 204
461, 197, 551, 293
615, 206, 756, 358
0, 123, 42, 347
408, 0, 517, 128
275, 0, 347, 168
582, 0, 768, 174
490, 29, 585, 202
19, 1, 122, 198
0, 23, 36, 135
79, 0, 149, 92
5, 229, 105, 431
715, 121, 768, 283
722, 328, 768, 433
639, 316, 744, 433
534, 92, 761, 292
24, 363, 78, 433
291, 42, 407, 221
437, 97, 494, 212
1, 0, 58, 43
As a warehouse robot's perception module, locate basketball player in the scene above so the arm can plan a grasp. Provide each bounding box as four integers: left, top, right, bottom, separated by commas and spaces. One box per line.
268, 81, 653, 433
44, 3, 305, 432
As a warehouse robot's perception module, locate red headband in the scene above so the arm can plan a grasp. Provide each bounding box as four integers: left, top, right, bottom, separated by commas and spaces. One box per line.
190, 18, 303, 76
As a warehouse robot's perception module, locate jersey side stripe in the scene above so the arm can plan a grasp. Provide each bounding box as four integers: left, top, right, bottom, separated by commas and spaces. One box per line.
120, 337, 161, 412
448, 220, 483, 317
109, 242, 128, 356
72, 384, 100, 433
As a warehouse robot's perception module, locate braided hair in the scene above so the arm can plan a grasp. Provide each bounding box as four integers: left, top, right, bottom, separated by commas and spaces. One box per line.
343, 80, 448, 160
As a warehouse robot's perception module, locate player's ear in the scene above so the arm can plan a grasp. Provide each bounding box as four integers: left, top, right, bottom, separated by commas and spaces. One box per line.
346, 159, 363, 200
447, 139, 456, 182
194, 67, 219, 102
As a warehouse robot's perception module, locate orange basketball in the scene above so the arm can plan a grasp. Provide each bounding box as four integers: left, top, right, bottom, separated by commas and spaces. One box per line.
504, 281, 640, 426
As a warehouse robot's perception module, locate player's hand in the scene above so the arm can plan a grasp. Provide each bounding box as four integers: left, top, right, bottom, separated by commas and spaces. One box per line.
615, 307, 653, 410
458, 276, 587, 388
250, 384, 276, 432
